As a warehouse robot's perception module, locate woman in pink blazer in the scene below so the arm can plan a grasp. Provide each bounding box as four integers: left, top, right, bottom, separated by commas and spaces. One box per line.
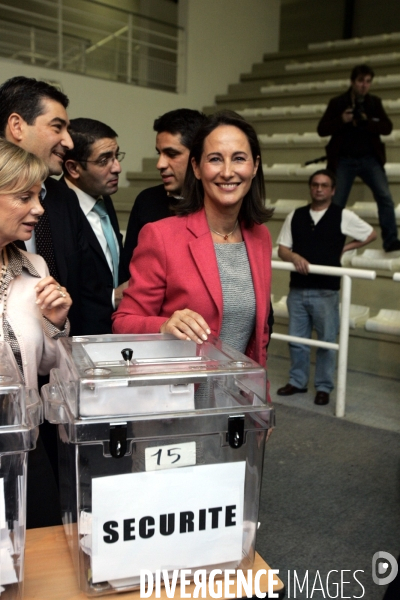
113, 111, 273, 369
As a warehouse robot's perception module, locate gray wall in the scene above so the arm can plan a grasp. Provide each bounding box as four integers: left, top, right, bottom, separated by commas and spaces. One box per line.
280, 0, 400, 51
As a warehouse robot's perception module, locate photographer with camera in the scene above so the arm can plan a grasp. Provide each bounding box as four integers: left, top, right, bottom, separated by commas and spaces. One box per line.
318, 64, 400, 252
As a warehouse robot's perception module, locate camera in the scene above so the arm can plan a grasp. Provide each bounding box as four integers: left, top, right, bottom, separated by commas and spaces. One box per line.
352, 95, 367, 125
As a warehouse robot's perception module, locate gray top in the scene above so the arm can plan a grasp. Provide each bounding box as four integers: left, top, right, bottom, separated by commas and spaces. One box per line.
214, 242, 256, 354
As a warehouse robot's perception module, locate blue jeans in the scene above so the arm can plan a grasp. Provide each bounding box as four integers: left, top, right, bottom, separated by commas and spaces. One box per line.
287, 288, 339, 393
333, 156, 398, 250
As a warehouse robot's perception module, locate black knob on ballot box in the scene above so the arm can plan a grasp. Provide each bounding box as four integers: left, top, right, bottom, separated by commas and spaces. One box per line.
121, 348, 133, 364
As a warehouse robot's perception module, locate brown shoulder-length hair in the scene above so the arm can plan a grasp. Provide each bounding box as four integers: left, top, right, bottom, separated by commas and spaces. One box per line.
176, 110, 273, 228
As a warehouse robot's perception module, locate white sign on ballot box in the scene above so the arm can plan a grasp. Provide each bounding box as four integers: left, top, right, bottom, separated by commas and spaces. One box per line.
91, 462, 246, 583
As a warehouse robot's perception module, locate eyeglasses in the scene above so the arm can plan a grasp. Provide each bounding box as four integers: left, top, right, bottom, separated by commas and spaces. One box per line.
80, 152, 126, 168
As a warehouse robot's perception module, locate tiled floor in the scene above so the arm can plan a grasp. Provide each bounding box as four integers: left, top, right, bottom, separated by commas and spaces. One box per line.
268, 354, 400, 433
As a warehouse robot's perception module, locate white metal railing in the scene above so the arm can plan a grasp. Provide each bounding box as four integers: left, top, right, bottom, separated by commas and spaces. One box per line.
0, 0, 184, 92
271, 261, 376, 418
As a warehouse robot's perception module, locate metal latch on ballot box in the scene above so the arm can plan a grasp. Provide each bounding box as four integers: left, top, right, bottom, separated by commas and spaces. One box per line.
227, 415, 245, 449
109, 423, 128, 458
109, 416, 245, 457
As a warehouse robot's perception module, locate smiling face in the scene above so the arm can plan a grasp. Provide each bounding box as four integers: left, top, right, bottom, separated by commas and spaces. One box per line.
66, 138, 121, 198
191, 125, 259, 216
0, 182, 44, 248
14, 98, 73, 176
155, 131, 190, 195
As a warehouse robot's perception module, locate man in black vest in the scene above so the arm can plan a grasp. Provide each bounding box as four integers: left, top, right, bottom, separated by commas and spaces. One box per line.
318, 64, 400, 253
276, 170, 376, 405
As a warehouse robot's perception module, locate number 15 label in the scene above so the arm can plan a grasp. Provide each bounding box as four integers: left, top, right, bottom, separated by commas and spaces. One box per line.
145, 442, 196, 471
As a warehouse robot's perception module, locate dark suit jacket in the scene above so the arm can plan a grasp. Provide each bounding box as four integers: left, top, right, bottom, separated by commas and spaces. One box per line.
43, 176, 87, 336
58, 177, 124, 335
317, 88, 393, 171
122, 184, 172, 280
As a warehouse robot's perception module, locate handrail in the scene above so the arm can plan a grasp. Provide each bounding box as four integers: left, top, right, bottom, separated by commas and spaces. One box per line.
0, 0, 182, 32
85, 0, 184, 30
271, 261, 376, 417
271, 260, 376, 280
0, 0, 183, 91
0, 4, 178, 45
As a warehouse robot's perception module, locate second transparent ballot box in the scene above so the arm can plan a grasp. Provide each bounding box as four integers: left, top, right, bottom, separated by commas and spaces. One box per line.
42, 334, 274, 597
0, 342, 42, 600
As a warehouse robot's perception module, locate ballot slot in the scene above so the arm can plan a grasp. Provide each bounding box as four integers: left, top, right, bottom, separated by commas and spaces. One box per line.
43, 334, 273, 596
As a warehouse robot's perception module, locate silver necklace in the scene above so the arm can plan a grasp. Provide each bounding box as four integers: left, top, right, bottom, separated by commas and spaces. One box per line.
209, 220, 238, 241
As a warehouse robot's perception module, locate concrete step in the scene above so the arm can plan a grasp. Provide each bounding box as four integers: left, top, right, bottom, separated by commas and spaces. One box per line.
260, 144, 400, 165
214, 76, 400, 109
235, 102, 400, 134
259, 132, 400, 165
307, 32, 400, 53
236, 112, 328, 134
142, 157, 158, 171
264, 170, 400, 204
212, 87, 400, 110
240, 51, 400, 90
258, 36, 400, 69
112, 186, 139, 231
244, 50, 400, 77
124, 164, 400, 209
231, 57, 400, 94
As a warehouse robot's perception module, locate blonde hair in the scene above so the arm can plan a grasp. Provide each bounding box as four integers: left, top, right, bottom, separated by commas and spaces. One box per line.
0, 139, 48, 194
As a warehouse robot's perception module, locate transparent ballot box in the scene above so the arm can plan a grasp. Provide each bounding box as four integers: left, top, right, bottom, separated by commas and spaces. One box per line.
0, 342, 42, 599
42, 334, 274, 597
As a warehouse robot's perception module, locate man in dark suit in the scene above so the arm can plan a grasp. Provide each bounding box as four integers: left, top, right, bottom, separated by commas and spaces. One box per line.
318, 64, 400, 252
0, 76, 89, 336
63, 118, 127, 333
122, 108, 206, 274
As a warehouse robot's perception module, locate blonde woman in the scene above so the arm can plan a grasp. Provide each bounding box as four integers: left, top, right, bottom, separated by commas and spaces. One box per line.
0, 139, 72, 387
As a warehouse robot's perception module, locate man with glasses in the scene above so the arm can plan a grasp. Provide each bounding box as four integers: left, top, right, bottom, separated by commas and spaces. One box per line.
276, 169, 376, 405
63, 118, 127, 334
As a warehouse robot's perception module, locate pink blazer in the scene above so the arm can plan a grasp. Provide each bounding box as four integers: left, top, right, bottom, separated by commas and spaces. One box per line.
113, 209, 272, 367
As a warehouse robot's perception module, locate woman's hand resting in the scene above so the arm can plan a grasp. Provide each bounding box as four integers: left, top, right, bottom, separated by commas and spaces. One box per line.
160, 308, 211, 344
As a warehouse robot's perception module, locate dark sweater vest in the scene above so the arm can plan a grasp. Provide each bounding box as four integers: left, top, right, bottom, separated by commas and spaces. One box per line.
290, 204, 346, 291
